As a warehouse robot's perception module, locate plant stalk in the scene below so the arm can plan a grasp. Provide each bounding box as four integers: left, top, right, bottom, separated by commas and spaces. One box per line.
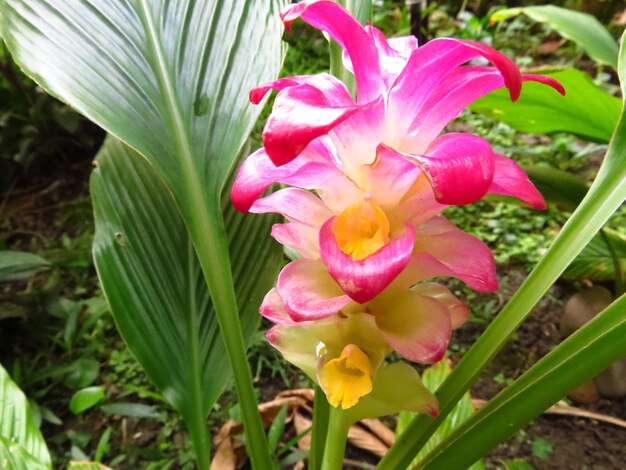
309, 386, 331, 470
320, 406, 350, 470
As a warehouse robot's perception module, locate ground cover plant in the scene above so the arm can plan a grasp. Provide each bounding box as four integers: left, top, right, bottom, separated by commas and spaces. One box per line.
1, 1, 625, 469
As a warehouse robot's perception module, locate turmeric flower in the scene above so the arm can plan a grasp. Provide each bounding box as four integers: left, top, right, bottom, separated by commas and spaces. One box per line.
231, 0, 564, 410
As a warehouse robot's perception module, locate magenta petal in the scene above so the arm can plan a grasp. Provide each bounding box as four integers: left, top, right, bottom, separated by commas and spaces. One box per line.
251, 188, 332, 257
413, 283, 470, 328
263, 83, 365, 166
281, 0, 383, 103
378, 133, 495, 206
372, 291, 451, 363
414, 217, 498, 292
250, 73, 353, 105
521, 74, 566, 96
404, 68, 566, 152
388, 38, 521, 134
342, 26, 417, 80
260, 288, 298, 326
319, 218, 416, 303
366, 148, 423, 207
276, 259, 351, 322
488, 154, 546, 209
231, 146, 332, 213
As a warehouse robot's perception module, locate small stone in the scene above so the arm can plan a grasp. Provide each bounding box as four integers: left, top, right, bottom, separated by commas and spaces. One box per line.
595, 357, 626, 398
561, 286, 613, 337
568, 379, 599, 404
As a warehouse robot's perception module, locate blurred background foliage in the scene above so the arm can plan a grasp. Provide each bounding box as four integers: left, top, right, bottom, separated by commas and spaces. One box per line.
1, 0, 624, 468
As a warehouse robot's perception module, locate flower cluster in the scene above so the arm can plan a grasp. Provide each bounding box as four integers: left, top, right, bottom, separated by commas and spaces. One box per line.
232, 0, 563, 416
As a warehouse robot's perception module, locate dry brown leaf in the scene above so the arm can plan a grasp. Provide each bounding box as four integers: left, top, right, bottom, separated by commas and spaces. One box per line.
347, 423, 389, 458
293, 412, 313, 450
360, 419, 395, 447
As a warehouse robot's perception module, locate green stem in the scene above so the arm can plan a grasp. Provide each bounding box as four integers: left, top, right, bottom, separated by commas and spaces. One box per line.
320, 407, 350, 470
309, 386, 331, 470
378, 113, 626, 470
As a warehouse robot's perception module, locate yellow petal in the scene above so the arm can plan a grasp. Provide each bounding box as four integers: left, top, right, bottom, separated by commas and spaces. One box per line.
319, 344, 373, 409
332, 200, 390, 261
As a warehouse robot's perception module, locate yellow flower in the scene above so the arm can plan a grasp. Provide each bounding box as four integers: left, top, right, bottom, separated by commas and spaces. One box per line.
319, 344, 373, 409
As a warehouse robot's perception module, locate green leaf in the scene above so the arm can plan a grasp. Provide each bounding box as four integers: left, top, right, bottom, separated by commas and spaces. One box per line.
90, 136, 282, 458
470, 69, 621, 143
565, 228, 626, 281
69, 386, 105, 415
396, 361, 483, 470
0, 0, 285, 204
0, 251, 50, 283
492, 5, 618, 67
523, 165, 589, 212
531, 438, 553, 460
63, 359, 100, 390
67, 462, 112, 470
417, 292, 626, 469
99, 402, 161, 419
502, 459, 536, 470
1, 4, 286, 466
267, 405, 288, 455
0, 363, 51, 468
0, 437, 49, 470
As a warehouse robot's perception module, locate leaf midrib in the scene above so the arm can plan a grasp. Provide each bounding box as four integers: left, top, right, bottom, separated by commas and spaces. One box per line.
135, 0, 208, 424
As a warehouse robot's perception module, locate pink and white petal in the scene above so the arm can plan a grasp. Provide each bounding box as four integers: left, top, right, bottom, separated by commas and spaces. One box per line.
412, 282, 470, 328
250, 73, 354, 105
366, 148, 423, 208
371, 291, 451, 363
388, 38, 522, 138
329, 97, 387, 179
251, 188, 332, 228
263, 83, 367, 166
319, 218, 416, 303
378, 133, 496, 206
315, 171, 366, 214
281, 0, 383, 103
488, 153, 546, 209
342, 27, 417, 84
260, 288, 299, 326
276, 259, 351, 322
251, 188, 332, 257
414, 217, 498, 292
270, 224, 318, 259
403, 68, 565, 153
231, 144, 335, 213
402, 190, 447, 227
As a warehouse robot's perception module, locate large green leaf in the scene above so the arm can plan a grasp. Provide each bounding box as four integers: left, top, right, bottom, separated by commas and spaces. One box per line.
492, 5, 619, 68
470, 69, 621, 143
0, 363, 51, 469
379, 31, 626, 470
1, 2, 286, 465
0, 251, 50, 283
0, 0, 284, 204
565, 227, 626, 281
417, 293, 626, 469
90, 137, 282, 462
